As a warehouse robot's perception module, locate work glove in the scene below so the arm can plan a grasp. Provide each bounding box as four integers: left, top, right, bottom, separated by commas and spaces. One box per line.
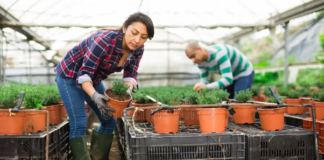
91, 92, 116, 119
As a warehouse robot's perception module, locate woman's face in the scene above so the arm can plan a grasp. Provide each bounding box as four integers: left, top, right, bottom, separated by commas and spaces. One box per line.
123, 22, 148, 51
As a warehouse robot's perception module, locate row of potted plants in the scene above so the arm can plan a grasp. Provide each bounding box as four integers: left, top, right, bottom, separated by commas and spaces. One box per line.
0, 82, 67, 135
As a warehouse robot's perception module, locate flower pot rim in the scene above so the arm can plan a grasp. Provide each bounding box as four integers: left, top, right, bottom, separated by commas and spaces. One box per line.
196, 107, 225, 111
257, 107, 286, 111
104, 88, 132, 102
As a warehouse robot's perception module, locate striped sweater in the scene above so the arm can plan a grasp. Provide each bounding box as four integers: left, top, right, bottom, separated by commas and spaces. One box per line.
198, 45, 253, 89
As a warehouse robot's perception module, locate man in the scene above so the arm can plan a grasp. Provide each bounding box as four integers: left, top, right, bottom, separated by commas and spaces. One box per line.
185, 42, 254, 99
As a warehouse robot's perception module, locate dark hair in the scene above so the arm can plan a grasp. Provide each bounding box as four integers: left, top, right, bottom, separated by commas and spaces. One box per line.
123, 12, 154, 40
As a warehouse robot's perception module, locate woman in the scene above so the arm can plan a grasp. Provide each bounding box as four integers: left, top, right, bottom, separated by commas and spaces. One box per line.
55, 12, 154, 160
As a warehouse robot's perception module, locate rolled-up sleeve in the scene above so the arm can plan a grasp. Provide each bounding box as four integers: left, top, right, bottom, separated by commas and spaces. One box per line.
123, 48, 143, 87
76, 35, 110, 88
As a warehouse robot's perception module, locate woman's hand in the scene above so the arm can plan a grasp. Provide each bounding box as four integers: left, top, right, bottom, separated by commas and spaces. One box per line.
193, 83, 207, 91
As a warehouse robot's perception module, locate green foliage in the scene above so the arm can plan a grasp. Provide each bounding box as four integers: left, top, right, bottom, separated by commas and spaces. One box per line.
297, 88, 311, 97
133, 92, 154, 104
0, 82, 25, 108
320, 32, 324, 51
251, 86, 260, 96
267, 96, 284, 103
297, 68, 324, 86
278, 87, 289, 96
112, 79, 130, 95
40, 85, 61, 106
215, 89, 230, 101
316, 10, 324, 19
184, 91, 200, 105
23, 84, 44, 109
263, 87, 272, 97
197, 90, 222, 104
156, 91, 182, 106
318, 91, 324, 102
287, 83, 296, 89
287, 91, 299, 99
312, 91, 319, 99
235, 89, 253, 103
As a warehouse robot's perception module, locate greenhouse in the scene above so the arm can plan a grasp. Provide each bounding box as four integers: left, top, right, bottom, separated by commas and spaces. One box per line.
0, 0, 324, 160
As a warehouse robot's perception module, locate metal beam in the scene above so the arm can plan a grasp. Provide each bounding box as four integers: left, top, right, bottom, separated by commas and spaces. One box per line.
0, 6, 51, 49
223, 0, 324, 42
0, 21, 266, 29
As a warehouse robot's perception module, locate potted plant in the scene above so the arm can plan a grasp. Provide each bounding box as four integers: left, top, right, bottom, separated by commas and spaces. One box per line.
0, 83, 25, 135
314, 91, 324, 120
257, 96, 286, 131
183, 91, 200, 126
215, 89, 230, 126
153, 92, 182, 134
278, 87, 289, 98
196, 89, 225, 133
251, 85, 262, 101
23, 84, 48, 132
284, 90, 304, 114
129, 91, 156, 122
298, 88, 311, 114
104, 79, 132, 118
231, 89, 255, 124
39, 85, 63, 125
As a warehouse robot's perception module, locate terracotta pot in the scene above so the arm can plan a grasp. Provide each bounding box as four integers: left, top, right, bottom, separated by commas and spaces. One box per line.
231, 104, 256, 124
308, 100, 316, 117
128, 103, 156, 122
300, 98, 311, 114
197, 108, 227, 133
61, 105, 68, 118
0, 110, 25, 135
179, 108, 184, 119
252, 96, 268, 102
104, 88, 132, 118
23, 109, 46, 133
258, 107, 286, 131
146, 109, 155, 124
45, 104, 62, 125
153, 109, 180, 134
183, 108, 199, 126
314, 102, 324, 120
225, 110, 229, 127
284, 99, 303, 114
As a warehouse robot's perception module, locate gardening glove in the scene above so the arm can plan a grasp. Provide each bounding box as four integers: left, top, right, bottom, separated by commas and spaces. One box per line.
91, 92, 115, 119
126, 88, 132, 97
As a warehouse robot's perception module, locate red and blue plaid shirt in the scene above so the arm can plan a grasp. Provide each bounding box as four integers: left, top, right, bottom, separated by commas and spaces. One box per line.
55, 30, 143, 88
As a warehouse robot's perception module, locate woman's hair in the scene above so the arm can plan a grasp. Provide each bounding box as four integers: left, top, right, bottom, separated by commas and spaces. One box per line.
123, 12, 154, 40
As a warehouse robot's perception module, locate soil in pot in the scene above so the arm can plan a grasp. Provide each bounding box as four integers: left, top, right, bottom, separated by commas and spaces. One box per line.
153, 109, 180, 134
284, 99, 304, 114
24, 109, 46, 133
104, 88, 132, 118
0, 110, 25, 135
258, 107, 286, 131
231, 104, 256, 124
197, 108, 227, 133
183, 107, 199, 126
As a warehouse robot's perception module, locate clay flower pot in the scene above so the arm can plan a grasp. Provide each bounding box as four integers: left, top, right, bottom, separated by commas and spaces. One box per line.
153, 109, 180, 134
300, 97, 311, 114
231, 104, 256, 124
284, 99, 303, 114
197, 108, 227, 133
146, 109, 155, 124
252, 95, 268, 102
23, 109, 46, 133
314, 102, 324, 120
44, 104, 62, 125
61, 105, 68, 119
183, 107, 199, 126
0, 110, 25, 135
128, 103, 156, 122
104, 88, 132, 118
258, 107, 286, 131
308, 100, 316, 117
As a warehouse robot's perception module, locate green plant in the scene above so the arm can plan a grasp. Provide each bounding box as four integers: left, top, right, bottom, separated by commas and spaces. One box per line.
278, 87, 289, 96
263, 87, 272, 97
197, 91, 222, 104
320, 32, 324, 51
318, 91, 324, 102
298, 88, 311, 97
286, 91, 299, 99
312, 91, 319, 99
267, 96, 284, 103
287, 83, 296, 89
214, 89, 230, 101
112, 79, 130, 95
23, 84, 44, 109
133, 92, 154, 104
40, 86, 61, 106
184, 91, 200, 105
235, 89, 253, 103
251, 86, 260, 96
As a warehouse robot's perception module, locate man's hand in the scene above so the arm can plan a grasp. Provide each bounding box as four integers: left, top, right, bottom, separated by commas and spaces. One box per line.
193, 83, 207, 91
91, 92, 116, 119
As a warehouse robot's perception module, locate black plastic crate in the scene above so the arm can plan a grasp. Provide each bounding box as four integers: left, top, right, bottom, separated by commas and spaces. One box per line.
228, 122, 315, 160
284, 114, 309, 128
58, 121, 70, 156
126, 121, 245, 160
0, 121, 69, 160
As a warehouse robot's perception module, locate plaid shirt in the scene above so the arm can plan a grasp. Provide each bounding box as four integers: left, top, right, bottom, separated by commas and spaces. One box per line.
55, 30, 143, 88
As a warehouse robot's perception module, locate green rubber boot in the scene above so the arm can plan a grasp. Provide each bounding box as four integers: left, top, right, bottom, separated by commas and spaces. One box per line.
90, 129, 114, 160
69, 136, 91, 160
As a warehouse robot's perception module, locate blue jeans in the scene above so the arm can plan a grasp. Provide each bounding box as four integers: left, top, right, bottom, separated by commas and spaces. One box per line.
225, 71, 255, 99
55, 75, 116, 139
